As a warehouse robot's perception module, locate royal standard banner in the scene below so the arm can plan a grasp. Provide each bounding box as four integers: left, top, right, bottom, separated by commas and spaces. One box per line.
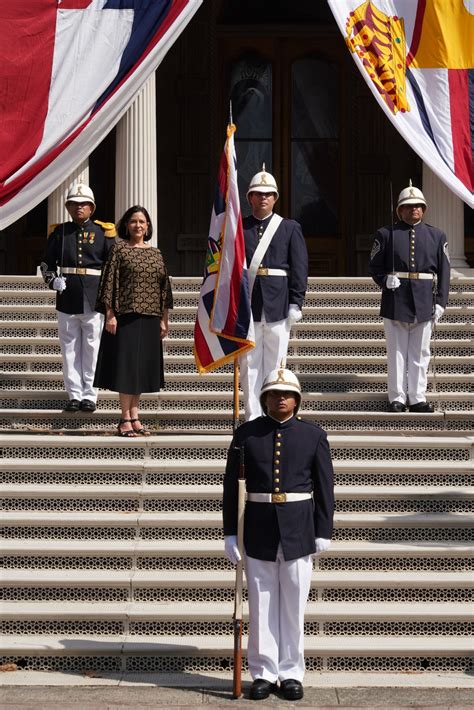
328, 0, 474, 208
194, 124, 255, 373
0, 0, 202, 229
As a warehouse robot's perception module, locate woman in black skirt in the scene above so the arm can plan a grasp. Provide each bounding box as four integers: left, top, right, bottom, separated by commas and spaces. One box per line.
94, 205, 173, 436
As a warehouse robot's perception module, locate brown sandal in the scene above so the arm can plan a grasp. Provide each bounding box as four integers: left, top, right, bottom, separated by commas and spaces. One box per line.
131, 418, 151, 436
117, 419, 137, 437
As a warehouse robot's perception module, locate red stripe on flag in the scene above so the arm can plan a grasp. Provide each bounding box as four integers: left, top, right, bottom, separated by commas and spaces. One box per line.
449, 70, 474, 192
0, 0, 57, 183
406, 0, 426, 68
194, 320, 213, 370
59, 1, 93, 7
224, 216, 244, 334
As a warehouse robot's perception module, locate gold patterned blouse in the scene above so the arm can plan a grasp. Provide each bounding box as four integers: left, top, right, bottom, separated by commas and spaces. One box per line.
95, 239, 173, 316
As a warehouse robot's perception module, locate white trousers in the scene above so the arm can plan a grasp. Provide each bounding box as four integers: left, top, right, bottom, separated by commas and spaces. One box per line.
57, 310, 104, 402
239, 317, 290, 421
245, 546, 313, 683
383, 317, 432, 405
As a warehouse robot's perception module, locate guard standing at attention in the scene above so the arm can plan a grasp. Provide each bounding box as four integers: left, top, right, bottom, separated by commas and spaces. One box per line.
41, 183, 116, 412
240, 166, 308, 421
223, 368, 334, 701
369, 180, 450, 413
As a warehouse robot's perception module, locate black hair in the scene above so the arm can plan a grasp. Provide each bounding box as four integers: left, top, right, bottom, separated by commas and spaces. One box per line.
117, 205, 153, 242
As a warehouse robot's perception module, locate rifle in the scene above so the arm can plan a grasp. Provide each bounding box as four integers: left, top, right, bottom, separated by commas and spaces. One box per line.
232, 443, 245, 699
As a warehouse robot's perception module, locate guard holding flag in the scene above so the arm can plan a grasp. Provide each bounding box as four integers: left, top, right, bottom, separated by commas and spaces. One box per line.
369, 181, 450, 412
41, 183, 115, 412
223, 368, 334, 701
239, 166, 308, 420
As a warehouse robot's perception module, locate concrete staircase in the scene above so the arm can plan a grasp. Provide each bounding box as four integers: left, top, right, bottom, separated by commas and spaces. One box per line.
0, 275, 472, 677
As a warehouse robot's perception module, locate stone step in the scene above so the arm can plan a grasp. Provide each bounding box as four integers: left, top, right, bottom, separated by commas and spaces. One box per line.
1, 353, 470, 376
2, 482, 472, 499
1, 274, 473, 292
2, 459, 472, 491
2, 510, 472, 532
2, 337, 470, 359
1, 600, 470, 622
0, 433, 471, 463
3, 567, 471, 589
1, 497, 471, 517
1, 371, 472, 393
2, 484, 472, 517
1, 603, 471, 640
1, 390, 472, 409
2, 540, 471, 577
3, 412, 471, 435
0, 304, 472, 325
1, 538, 472, 570
1, 319, 472, 340
1, 634, 471, 674
3, 567, 470, 606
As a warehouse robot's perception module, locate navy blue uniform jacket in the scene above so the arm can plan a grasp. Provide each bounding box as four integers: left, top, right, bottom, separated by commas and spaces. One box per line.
369, 220, 450, 323
223, 415, 335, 562
243, 214, 308, 323
43, 219, 113, 315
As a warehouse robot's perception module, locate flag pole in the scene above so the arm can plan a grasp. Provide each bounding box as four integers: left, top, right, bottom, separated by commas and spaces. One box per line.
233, 359, 240, 433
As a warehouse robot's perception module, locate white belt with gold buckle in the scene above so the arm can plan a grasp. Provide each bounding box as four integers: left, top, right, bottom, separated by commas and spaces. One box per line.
61, 267, 102, 276
247, 492, 312, 503
391, 271, 434, 280
256, 268, 289, 277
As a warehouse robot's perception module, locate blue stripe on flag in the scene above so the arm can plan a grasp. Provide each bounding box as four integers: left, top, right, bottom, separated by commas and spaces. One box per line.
234, 276, 252, 339
94, 0, 172, 112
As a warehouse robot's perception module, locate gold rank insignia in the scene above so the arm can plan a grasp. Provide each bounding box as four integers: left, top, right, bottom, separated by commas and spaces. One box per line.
95, 220, 117, 237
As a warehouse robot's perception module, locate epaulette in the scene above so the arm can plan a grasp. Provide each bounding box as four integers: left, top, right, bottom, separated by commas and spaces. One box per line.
48, 224, 59, 237
94, 220, 117, 238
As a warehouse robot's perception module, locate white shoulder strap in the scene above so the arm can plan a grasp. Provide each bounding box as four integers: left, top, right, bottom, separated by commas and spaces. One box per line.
247, 214, 283, 296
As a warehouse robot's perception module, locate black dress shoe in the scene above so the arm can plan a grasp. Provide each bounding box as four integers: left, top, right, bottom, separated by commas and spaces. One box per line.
64, 399, 81, 412
409, 401, 435, 413
280, 679, 304, 700
80, 399, 96, 412
388, 401, 406, 412
249, 679, 277, 700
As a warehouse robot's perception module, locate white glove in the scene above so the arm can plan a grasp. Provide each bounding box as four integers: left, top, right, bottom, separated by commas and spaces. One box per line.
433, 304, 445, 325
386, 274, 401, 290
312, 538, 331, 557
52, 276, 67, 292
224, 535, 241, 565
288, 304, 303, 324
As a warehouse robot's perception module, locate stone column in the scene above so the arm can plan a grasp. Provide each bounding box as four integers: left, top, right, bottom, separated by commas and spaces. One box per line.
422, 164, 470, 274
115, 74, 158, 246
47, 160, 89, 228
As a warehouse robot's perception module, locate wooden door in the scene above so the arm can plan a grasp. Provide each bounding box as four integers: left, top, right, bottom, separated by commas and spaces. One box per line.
219, 35, 346, 276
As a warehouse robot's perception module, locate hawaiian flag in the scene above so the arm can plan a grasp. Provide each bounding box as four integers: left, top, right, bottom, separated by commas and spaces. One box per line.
0, 0, 202, 229
194, 124, 255, 373
328, 0, 474, 208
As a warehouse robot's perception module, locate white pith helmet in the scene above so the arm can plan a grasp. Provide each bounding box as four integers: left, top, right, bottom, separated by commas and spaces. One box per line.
65, 183, 96, 212
396, 179, 426, 215
260, 367, 301, 413
246, 163, 279, 201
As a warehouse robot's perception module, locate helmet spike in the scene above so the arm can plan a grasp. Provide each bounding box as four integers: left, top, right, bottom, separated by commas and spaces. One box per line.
262, 162, 266, 172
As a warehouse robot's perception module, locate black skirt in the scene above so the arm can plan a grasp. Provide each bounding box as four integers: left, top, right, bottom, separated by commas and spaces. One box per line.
94, 313, 164, 394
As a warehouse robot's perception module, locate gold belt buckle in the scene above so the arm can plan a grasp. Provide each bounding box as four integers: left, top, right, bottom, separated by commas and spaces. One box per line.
258, 267, 268, 276
272, 493, 286, 503
408, 272, 418, 279
76, 267, 87, 275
